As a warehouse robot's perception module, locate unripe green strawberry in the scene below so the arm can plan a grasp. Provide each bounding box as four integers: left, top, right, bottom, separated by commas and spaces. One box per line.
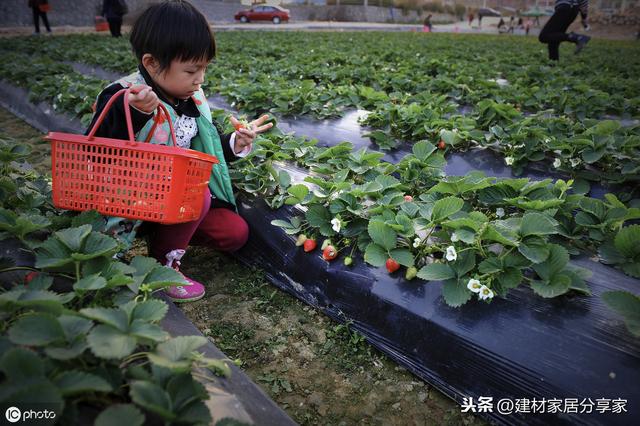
405, 266, 418, 280
321, 239, 332, 250
344, 256, 353, 266
295, 234, 308, 246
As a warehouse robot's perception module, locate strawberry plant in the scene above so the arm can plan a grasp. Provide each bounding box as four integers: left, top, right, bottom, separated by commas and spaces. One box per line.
0, 140, 233, 424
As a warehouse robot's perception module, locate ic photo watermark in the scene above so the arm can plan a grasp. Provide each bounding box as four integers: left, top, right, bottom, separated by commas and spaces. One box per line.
4, 406, 56, 424
461, 396, 628, 415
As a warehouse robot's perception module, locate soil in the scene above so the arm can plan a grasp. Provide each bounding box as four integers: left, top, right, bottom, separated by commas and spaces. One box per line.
3, 104, 486, 425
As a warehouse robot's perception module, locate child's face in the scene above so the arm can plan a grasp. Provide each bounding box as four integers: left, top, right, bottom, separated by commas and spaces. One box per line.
150, 58, 209, 101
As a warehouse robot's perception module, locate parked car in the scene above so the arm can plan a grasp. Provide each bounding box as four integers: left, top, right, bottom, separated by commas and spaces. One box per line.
234, 5, 290, 24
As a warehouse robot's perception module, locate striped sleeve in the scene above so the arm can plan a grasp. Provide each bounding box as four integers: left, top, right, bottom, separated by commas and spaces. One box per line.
579, 0, 589, 18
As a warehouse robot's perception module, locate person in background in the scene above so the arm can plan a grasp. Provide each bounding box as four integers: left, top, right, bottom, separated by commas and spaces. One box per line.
498, 18, 507, 34
508, 15, 515, 33
28, 0, 51, 35
102, 0, 127, 37
468, 13, 475, 27
538, 0, 591, 61
423, 14, 433, 32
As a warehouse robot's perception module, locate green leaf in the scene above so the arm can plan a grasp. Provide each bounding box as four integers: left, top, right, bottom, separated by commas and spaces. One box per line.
53, 370, 112, 396
132, 299, 169, 323
601, 291, 640, 337
442, 279, 472, 307
54, 225, 92, 252
95, 404, 145, 426
367, 221, 397, 251
478, 257, 502, 274
153, 336, 207, 363
80, 307, 128, 332
496, 267, 523, 290
287, 184, 309, 203
614, 225, 640, 259
412, 140, 436, 161
518, 237, 550, 264
58, 314, 93, 340
451, 250, 476, 277
416, 263, 456, 281
364, 243, 387, 267
389, 248, 414, 267
74, 232, 119, 260
87, 325, 137, 359
530, 274, 571, 298
143, 266, 189, 290
130, 380, 174, 419
431, 196, 464, 222
73, 274, 107, 291
532, 244, 569, 281
129, 320, 169, 342
0, 347, 44, 381
8, 313, 65, 346
520, 212, 558, 237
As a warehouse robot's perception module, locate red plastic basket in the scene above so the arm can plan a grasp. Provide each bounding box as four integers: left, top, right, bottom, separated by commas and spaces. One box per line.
95, 16, 109, 32
45, 88, 219, 224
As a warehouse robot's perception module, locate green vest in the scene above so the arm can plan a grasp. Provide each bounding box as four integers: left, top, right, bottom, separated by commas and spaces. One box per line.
103, 71, 236, 247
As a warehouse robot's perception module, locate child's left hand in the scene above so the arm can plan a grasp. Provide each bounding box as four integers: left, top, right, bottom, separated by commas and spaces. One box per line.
230, 115, 273, 154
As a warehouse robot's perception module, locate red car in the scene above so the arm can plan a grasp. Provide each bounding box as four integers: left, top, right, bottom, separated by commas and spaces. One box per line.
234, 5, 290, 24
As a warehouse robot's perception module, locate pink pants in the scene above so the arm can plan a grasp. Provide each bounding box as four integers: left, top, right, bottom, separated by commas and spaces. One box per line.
148, 189, 249, 264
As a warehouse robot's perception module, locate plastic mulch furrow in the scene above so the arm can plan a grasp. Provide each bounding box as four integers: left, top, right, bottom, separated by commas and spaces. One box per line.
234, 194, 640, 426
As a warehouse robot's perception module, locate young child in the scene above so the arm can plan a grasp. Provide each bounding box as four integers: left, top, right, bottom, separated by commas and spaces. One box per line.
86, 0, 272, 302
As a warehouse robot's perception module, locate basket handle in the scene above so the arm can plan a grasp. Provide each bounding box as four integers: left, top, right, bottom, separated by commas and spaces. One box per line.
87, 87, 177, 147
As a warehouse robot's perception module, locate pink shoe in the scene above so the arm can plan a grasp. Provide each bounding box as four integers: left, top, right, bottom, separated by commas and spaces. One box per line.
162, 249, 205, 303
165, 276, 205, 303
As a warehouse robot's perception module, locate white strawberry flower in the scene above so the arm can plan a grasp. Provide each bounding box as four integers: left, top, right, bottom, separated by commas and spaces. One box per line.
331, 217, 341, 233
478, 285, 495, 301
413, 237, 421, 248
570, 157, 581, 167
445, 246, 457, 262
505, 156, 515, 166
450, 232, 459, 242
496, 208, 505, 218
467, 279, 482, 293
553, 158, 561, 168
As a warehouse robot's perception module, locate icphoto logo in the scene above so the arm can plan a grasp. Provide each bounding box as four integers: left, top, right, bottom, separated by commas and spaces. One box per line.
5, 406, 21, 423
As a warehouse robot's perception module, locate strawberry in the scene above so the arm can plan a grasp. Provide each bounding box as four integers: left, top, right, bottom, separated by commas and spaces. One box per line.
322, 245, 338, 261
234, 122, 245, 131
405, 266, 418, 280
404, 195, 413, 202
24, 271, 39, 284
303, 239, 317, 252
386, 258, 400, 273
344, 256, 353, 266
437, 140, 446, 150
295, 234, 308, 247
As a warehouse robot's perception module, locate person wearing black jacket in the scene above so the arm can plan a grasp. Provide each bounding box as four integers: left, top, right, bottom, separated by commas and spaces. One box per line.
539, 0, 591, 61
27, 0, 51, 34
102, 0, 126, 37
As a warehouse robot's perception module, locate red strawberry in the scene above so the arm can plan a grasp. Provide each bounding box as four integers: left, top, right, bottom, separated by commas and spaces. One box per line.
303, 239, 317, 252
322, 245, 338, 261
437, 140, 446, 150
24, 271, 39, 284
386, 258, 400, 273
404, 195, 413, 202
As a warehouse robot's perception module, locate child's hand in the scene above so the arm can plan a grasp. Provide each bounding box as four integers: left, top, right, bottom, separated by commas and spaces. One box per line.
128, 85, 159, 114
230, 115, 274, 154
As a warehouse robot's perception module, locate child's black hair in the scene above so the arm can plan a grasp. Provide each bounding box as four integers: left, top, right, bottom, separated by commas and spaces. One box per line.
130, 0, 215, 71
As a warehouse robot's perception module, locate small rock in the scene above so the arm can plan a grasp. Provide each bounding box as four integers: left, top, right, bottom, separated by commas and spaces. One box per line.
418, 392, 428, 403
392, 402, 401, 410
